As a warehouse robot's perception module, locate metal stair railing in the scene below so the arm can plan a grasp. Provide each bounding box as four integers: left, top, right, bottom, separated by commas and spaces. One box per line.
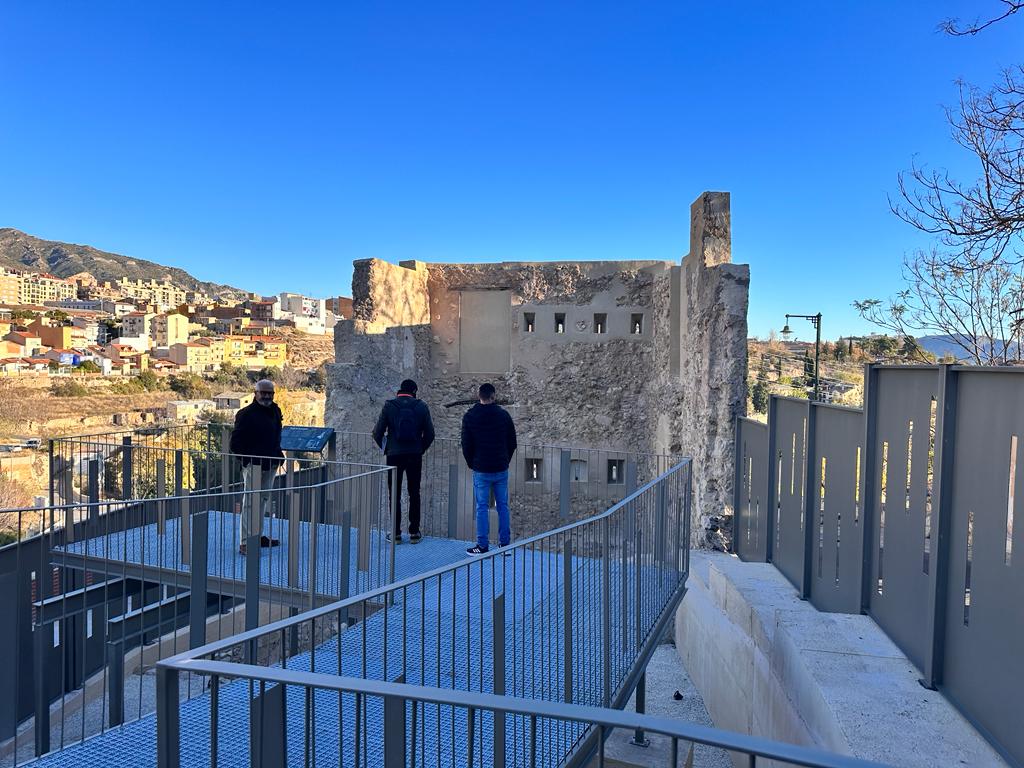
155, 459, 694, 768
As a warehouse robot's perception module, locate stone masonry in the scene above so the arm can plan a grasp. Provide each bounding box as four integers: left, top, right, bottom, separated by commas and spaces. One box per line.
325, 191, 749, 547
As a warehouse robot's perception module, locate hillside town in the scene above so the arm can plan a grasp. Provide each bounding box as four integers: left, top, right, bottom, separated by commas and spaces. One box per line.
0, 266, 350, 376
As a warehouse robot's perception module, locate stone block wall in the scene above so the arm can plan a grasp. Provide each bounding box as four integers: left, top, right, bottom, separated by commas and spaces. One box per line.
325, 191, 749, 546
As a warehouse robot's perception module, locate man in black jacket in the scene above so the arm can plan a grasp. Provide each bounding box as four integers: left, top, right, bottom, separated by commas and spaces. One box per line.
372, 379, 435, 543
461, 382, 517, 555
230, 379, 285, 554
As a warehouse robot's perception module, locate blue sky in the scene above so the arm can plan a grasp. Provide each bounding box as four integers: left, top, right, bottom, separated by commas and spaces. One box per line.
1, 2, 1020, 339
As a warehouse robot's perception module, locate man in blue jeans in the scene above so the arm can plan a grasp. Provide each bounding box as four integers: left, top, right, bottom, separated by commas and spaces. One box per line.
461, 383, 517, 555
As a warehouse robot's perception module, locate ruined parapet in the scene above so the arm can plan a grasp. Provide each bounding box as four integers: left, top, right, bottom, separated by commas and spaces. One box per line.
326, 191, 749, 547
678, 192, 749, 549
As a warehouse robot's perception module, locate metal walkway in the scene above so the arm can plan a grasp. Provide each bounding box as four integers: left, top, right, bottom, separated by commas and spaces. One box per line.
29, 543, 663, 767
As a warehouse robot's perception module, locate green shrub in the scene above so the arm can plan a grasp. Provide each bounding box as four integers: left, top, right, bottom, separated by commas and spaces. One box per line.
50, 379, 89, 397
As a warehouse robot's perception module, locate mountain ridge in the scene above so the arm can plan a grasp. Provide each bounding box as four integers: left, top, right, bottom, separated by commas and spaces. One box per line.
0, 227, 249, 299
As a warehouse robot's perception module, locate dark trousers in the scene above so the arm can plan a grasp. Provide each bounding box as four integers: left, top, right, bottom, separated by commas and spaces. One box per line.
387, 453, 422, 535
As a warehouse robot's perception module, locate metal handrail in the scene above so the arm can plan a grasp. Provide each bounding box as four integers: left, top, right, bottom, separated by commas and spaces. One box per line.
163, 458, 692, 663
157, 659, 894, 768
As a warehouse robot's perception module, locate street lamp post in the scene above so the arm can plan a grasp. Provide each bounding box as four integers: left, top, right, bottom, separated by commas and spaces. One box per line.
781, 313, 823, 401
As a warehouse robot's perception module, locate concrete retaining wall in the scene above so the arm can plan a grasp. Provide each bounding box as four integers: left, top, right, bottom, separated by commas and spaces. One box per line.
674, 552, 1006, 768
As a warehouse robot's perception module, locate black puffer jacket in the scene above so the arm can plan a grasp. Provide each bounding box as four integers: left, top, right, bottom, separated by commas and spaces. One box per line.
461, 403, 517, 473
230, 400, 284, 469
372, 396, 435, 457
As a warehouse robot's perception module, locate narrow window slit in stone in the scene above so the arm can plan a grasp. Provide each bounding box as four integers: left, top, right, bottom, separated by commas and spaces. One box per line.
607, 459, 625, 485
526, 458, 543, 483
593, 313, 606, 334
554, 313, 565, 334
630, 313, 643, 334
523, 312, 535, 333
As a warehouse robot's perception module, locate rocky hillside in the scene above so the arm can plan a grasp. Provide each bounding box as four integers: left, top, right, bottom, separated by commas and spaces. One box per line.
0, 228, 247, 299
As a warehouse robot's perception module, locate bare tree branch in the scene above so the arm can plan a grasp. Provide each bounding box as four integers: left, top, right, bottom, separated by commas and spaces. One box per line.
855, 250, 1024, 365
941, 1, 1024, 35
891, 69, 1024, 270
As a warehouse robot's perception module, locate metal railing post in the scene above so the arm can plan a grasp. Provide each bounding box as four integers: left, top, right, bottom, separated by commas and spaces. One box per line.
559, 449, 571, 519
33, 626, 50, 756
448, 463, 459, 538
122, 436, 133, 500
245, 469, 261, 643
156, 665, 181, 768
339, 507, 351, 625
859, 365, 880, 613
383, 694, 407, 768
765, 396, 779, 564
287, 461, 299, 588
602, 517, 611, 708
492, 593, 506, 768
630, 672, 650, 748
190, 512, 209, 649
922, 364, 959, 689
220, 426, 232, 510
156, 458, 167, 535
47, 438, 55, 508
88, 458, 100, 535
801, 403, 818, 601
563, 534, 573, 703
107, 640, 125, 727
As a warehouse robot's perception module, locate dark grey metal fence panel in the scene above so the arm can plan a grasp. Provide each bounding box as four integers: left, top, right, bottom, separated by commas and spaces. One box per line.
809, 404, 865, 613
734, 418, 769, 562
771, 397, 810, 590
866, 367, 938, 672
942, 370, 1024, 767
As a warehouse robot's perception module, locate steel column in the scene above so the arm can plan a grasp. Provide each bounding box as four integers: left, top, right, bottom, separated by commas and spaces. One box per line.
156, 666, 180, 768
189, 512, 209, 649
859, 365, 880, 613
922, 364, 958, 689
107, 640, 125, 727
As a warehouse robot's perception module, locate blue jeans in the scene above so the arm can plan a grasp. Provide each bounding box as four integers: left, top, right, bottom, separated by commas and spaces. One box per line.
473, 470, 510, 551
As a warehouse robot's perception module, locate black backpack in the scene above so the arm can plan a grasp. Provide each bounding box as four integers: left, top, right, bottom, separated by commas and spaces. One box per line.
394, 400, 419, 443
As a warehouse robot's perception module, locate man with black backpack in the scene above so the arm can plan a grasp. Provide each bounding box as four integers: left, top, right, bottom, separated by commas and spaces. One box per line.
372, 379, 435, 543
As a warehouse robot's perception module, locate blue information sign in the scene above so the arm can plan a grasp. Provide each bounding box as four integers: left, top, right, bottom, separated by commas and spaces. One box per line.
280, 426, 335, 453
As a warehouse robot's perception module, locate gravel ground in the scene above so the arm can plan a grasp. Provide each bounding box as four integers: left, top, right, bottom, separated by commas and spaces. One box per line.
599, 638, 734, 768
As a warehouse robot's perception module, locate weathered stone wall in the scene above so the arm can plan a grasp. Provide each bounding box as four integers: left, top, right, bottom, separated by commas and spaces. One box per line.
325, 191, 749, 547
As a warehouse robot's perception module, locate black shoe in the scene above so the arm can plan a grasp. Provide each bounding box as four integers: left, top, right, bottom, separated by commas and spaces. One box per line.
466, 545, 488, 556
386, 532, 403, 544
409, 532, 423, 544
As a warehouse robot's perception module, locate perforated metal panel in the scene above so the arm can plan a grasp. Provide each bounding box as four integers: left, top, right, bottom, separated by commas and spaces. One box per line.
734, 418, 769, 562
770, 397, 809, 590
866, 368, 938, 671
942, 369, 1024, 765
808, 404, 865, 613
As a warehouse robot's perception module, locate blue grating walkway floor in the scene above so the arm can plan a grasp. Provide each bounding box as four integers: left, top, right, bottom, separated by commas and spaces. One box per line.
34, 526, 681, 767
58, 510, 469, 599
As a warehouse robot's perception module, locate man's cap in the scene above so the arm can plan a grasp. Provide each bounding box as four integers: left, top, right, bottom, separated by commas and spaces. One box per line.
398, 379, 418, 395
